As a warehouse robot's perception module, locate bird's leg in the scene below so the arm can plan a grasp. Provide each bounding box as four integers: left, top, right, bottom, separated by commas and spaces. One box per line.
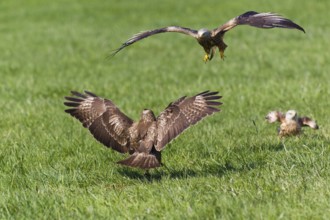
210, 47, 215, 60
203, 48, 216, 63
203, 47, 213, 63
219, 50, 225, 60
144, 170, 151, 178
218, 41, 227, 60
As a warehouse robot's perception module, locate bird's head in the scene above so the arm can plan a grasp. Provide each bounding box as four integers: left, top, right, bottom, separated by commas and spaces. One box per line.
265, 111, 279, 123
285, 110, 297, 121
141, 109, 156, 122
197, 28, 211, 39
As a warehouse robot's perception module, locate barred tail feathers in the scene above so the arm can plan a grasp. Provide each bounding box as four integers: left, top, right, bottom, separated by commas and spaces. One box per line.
117, 152, 161, 169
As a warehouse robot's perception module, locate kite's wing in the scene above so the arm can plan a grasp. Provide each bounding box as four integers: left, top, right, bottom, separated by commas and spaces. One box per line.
212, 11, 305, 37
112, 26, 198, 55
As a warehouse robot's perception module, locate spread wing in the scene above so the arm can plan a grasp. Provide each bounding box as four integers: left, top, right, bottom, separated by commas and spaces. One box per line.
265, 111, 285, 123
64, 91, 134, 153
112, 26, 198, 56
155, 91, 222, 151
298, 117, 319, 129
212, 11, 305, 37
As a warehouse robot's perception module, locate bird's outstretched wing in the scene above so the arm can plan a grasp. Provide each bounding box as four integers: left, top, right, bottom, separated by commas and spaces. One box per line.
265, 111, 285, 123
112, 26, 198, 56
64, 91, 134, 153
212, 11, 305, 37
155, 91, 222, 151
299, 117, 319, 129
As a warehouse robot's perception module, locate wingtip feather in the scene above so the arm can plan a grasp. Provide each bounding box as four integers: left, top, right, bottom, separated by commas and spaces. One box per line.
84, 90, 98, 97
64, 102, 80, 107
70, 91, 86, 98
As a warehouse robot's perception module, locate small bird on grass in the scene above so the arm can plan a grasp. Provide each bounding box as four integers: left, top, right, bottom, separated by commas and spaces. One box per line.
265, 110, 318, 137
64, 90, 222, 172
112, 11, 305, 62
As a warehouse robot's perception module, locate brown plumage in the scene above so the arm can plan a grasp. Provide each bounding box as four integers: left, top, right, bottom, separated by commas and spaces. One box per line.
112, 11, 305, 62
265, 110, 319, 137
64, 90, 222, 170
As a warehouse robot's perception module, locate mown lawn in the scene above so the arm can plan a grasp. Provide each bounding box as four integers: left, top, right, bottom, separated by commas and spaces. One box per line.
0, 0, 329, 219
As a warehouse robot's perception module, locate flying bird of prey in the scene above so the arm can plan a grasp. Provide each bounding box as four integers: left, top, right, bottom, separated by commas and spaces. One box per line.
64, 90, 222, 170
112, 11, 305, 62
265, 110, 318, 137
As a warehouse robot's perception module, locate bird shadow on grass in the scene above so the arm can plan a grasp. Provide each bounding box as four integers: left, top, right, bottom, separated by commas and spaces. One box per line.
117, 161, 253, 182
275, 143, 285, 151
117, 169, 197, 182
267, 142, 285, 152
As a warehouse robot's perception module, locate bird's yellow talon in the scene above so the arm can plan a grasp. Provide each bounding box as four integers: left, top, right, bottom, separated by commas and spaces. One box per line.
203, 54, 209, 62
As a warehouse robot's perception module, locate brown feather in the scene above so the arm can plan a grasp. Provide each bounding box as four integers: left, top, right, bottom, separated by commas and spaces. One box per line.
117, 150, 161, 169
64, 91, 133, 153
155, 91, 222, 151
213, 11, 305, 37
112, 26, 198, 56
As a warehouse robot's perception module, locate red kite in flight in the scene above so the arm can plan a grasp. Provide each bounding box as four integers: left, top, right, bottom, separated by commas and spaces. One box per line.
113, 11, 305, 62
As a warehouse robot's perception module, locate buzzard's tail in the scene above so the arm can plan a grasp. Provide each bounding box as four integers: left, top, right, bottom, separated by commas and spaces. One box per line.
117, 152, 161, 169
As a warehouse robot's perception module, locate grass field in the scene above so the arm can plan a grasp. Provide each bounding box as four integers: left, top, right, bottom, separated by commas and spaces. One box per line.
1, 0, 330, 219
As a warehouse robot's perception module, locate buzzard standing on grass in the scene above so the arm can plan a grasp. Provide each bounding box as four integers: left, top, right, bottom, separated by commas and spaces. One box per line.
265, 110, 318, 137
64, 90, 222, 170
112, 11, 305, 62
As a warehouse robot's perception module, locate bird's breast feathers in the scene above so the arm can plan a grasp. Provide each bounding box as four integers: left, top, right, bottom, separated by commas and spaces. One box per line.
280, 121, 301, 135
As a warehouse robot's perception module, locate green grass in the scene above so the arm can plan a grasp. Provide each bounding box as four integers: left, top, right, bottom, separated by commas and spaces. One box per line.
1, 0, 330, 219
